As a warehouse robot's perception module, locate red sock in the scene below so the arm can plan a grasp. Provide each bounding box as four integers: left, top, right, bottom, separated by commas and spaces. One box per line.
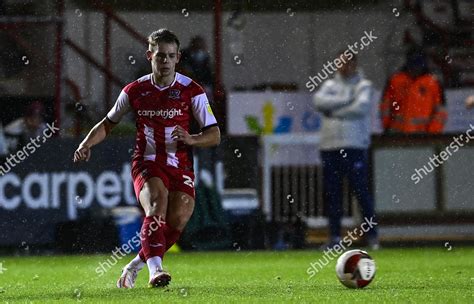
138, 223, 182, 261
164, 223, 182, 251
140, 216, 166, 261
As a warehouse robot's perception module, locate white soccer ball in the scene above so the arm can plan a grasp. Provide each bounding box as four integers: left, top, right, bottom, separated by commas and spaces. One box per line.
335, 249, 376, 288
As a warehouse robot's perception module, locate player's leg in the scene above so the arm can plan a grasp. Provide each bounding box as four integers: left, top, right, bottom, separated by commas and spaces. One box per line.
118, 177, 169, 288
163, 168, 196, 250
346, 149, 379, 249
132, 192, 193, 268
165, 191, 195, 250
133, 193, 191, 262
138, 177, 172, 287
321, 150, 344, 249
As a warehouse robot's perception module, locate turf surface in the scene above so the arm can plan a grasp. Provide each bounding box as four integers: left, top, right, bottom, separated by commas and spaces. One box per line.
0, 248, 472, 303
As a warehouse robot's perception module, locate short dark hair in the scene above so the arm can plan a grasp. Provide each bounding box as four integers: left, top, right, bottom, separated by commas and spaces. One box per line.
148, 29, 180, 50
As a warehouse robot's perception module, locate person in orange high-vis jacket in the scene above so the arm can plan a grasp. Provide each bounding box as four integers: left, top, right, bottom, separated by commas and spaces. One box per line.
381, 51, 447, 134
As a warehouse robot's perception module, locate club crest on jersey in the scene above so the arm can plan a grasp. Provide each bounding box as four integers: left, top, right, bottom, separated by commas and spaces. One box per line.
168, 89, 181, 99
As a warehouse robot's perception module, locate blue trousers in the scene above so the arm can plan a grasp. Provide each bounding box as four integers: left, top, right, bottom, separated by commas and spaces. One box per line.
321, 148, 377, 239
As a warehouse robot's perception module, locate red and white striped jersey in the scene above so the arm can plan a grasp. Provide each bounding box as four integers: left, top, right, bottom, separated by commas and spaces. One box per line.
106, 72, 218, 171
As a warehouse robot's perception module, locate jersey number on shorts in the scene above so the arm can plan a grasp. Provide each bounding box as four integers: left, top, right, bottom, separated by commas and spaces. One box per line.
183, 175, 194, 188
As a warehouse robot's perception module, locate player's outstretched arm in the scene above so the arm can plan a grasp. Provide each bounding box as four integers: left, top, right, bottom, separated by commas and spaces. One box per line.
172, 125, 220, 148
73, 117, 116, 162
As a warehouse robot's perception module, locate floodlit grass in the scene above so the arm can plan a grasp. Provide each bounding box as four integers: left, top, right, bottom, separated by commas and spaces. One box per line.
0, 248, 472, 303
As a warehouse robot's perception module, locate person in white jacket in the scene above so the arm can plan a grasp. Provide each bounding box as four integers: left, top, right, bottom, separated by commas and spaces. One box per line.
313, 51, 379, 250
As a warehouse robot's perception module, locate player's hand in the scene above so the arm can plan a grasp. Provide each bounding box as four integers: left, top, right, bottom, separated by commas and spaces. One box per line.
171, 125, 195, 145
73, 143, 91, 162
465, 95, 474, 109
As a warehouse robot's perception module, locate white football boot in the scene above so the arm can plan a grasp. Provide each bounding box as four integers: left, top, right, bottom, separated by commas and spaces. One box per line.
148, 270, 171, 288
117, 267, 139, 289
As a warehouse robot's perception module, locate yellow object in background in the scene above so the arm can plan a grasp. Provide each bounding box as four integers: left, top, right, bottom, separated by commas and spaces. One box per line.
262, 101, 275, 134
168, 243, 181, 253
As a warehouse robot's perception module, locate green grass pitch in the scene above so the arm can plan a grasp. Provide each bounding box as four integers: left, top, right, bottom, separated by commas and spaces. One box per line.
0, 248, 472, 303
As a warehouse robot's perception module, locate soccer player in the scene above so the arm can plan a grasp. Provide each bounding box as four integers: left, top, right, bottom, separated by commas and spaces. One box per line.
73, 29, 220, 288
